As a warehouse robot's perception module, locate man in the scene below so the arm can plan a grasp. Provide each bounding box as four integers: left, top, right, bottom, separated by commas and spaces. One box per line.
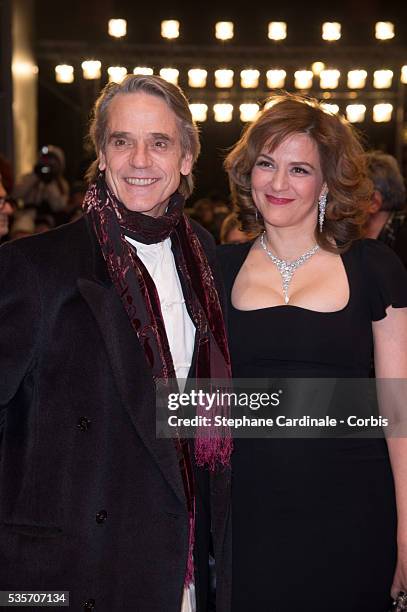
0, 76, 231, 611
365, 150, 407, 267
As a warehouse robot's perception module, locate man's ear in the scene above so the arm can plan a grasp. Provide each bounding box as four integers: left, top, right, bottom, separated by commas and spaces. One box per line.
368, 190, 383, 214
98, 151, 106, 172
180, 152, 193, 177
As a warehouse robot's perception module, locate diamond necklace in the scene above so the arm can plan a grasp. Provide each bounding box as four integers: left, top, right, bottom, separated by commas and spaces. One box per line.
259, 232, 319, 304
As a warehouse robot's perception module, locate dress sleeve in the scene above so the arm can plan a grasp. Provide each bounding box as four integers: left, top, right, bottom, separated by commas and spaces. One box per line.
361, 238, 407, 321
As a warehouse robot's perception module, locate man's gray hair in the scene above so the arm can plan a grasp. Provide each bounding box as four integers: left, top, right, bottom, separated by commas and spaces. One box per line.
86, 74, 201, 198
365, 150, 406, 212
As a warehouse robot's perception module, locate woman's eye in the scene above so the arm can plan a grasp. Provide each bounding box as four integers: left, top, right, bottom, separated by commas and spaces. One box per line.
114, 139, 127, 147
256, 159, 273, 168
291, 166, 309, 175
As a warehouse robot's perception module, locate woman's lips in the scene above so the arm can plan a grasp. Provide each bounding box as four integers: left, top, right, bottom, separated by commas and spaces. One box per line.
265, 194, 295, 206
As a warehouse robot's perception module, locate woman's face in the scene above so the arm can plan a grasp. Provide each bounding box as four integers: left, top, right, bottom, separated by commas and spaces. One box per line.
250, 132, 326, 232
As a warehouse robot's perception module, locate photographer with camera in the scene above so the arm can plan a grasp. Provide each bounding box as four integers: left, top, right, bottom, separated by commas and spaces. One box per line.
13, 144, 69, 213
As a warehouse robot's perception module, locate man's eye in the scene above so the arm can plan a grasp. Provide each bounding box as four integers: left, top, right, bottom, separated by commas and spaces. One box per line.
114, 139, 127, 147
154, 141, 167, 149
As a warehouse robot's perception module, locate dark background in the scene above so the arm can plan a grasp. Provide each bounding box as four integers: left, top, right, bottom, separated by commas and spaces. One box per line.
35, 0, 407, 203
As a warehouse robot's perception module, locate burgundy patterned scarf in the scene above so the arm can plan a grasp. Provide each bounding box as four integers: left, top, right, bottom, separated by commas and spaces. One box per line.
83, 173, 232, 586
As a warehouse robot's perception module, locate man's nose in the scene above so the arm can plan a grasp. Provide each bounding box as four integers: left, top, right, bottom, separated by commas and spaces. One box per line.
128, 143, 152, 168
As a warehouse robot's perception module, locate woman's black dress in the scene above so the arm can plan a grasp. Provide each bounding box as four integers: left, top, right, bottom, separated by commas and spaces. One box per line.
217, 238, 407, 612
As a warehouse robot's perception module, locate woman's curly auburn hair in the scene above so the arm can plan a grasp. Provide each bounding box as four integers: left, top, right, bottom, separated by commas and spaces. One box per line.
224, 92, 372, 252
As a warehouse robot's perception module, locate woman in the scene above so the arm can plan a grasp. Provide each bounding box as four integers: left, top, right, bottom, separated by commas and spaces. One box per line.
218, 94, 407, 611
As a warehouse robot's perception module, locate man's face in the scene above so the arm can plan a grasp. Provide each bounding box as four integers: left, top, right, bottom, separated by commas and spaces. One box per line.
99, 92, 192, 217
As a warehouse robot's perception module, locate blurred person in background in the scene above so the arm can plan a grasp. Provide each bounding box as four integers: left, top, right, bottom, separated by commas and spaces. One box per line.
0, 174, 15, 242
220, 212, 256, 244
13, 144, 69, 213
365, 151, 407, 267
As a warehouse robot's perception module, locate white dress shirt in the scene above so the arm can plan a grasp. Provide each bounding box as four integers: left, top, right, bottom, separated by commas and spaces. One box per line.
125, 235, 196, 612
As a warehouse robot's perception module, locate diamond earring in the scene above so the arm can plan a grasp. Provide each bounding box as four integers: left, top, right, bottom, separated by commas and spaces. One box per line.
318, 186, 328, 233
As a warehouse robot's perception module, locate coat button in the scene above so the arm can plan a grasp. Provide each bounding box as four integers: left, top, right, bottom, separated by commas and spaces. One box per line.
96, 510, 107, 524
83, 599, 95, 610
77, 417, 91, 431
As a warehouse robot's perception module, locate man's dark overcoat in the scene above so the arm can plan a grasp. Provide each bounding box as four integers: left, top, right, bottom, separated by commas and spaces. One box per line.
0, 216, 231, 611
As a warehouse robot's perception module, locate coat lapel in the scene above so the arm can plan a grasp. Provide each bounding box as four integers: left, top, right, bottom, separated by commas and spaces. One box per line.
77, 220, 185, 506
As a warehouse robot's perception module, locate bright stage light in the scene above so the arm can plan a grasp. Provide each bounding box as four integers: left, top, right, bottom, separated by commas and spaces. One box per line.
346, 104, 366, 123
239, 104, 260, 122
268, 22, 287, 41
373, 103, 393, 122
133, 67, 154, 76
213, 103, 233, 122
159, 68, 179, 85
161, 20, 180, 39
311, 62, 325, 75
108, 19, 127, 38
322, 22, 341, 41
375, 22, 395, 40
82, 61, 101, 80
188, 69, 207, 88
320, 69, 340, 89
215, 22, 234, 41
266, 70, 286, 88
189, 104, 208, 122
215, 69, 234, 88
294, 70, 313, 89
321, 103, 339, 115
373, 70, 393, 89
401, 66, 407, 84
240, 69, 260, 88
55, 64, 74, 83
347, 70, 367, 89
107, 66, 127, 83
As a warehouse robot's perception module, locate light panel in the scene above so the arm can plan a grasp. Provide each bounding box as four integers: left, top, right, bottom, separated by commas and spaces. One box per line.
107, 66, 127, 83
266, 69, 286, 88
215, 69, 234, 88
321, 103, 340, 115
294, 70, 313, 90
55, 64, 74, 83
401, 66, 407, 85
240, 103, 260, 122
189, 104, 208, 122
346, 104, 366, 123
161, 20, 180, 39
347, 69, 367, 89
373, 103, 393, 122
322, 22, 341, 41
375, 22, 395, 40
133, 67, 154, 76
82, 61, 102, 80
240, 69, 260, 88
188, 69, 207, 88
268, 22, 287, 41
215, 22, 234, 41
108, 19, 127, 38
159, 68, 179, 85
213, 103, 233, 122
320, 69, 340, 89
373, 69, 393, 89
